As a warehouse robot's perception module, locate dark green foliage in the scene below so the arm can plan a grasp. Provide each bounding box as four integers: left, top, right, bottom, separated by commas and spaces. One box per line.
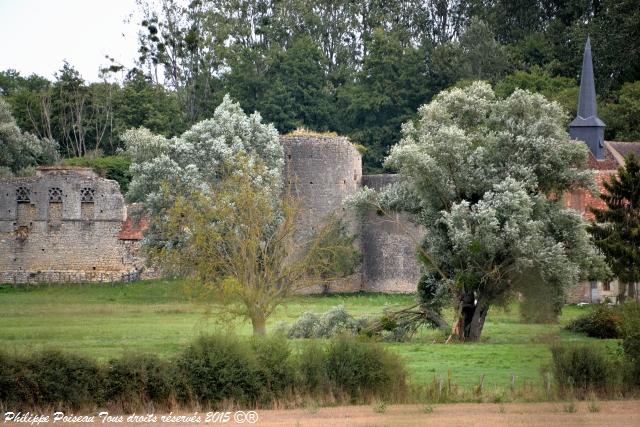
4, 0, 640, 167
600, 82, 640, 141
325, 335, 407, 402
417, 273, 449, 313
620, 302, 640, 385
0, 352, 37, 407
261, 36, 335, 134
251, 335, 295, 398
296, 341, 329, 395
64, 154, 131, 192
551, 344, 614, 397
24, 350, 102, 409
174, 335, 264, 406
494, 67, 578, 117
103, 353, 172, 410
337, 28, 431, 171
519, 272, 564, 323
566, 305, 623, 339
589, 154, 640, 297
0, 334, 408, 410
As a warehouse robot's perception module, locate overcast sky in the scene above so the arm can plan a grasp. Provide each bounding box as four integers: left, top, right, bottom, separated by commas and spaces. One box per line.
0, 0, 141, 82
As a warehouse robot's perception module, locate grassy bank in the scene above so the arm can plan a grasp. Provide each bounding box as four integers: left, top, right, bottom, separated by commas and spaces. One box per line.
0, 280, 615, 390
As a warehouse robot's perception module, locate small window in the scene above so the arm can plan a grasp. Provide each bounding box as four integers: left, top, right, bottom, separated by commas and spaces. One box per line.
48, 187, 63, 202
80, 187, 95, 203
603, 282, 611, 292
16, 186, 30, 203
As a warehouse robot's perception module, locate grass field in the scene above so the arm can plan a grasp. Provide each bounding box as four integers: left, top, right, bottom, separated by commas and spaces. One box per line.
0, 279, 617, 391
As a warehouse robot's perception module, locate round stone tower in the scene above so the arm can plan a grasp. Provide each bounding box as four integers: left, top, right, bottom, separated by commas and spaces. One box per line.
281, 133, 362, 292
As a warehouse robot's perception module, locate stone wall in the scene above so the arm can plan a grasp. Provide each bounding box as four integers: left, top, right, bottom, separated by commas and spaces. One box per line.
1, 137, 425, 293
0, 167, 146, 284
566, 280, 621, 304
361, 175, 423, 293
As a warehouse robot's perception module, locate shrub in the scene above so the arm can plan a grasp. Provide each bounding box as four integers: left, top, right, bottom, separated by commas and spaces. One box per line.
296, 341, 328, 395
174, 335, 264, 406
325, 335, 407, 402
0, 352, 38, 408
24, 350, 102, 409
64, 155, 131, 192
103, 353, 173, 410
550, 344, 613, 397
287, 306, 363, 339
620, 302, 640, 386
251, 335, 295, 398
566, 305, 623, 338
316, 305, 359, 338
288, 312, 320, 339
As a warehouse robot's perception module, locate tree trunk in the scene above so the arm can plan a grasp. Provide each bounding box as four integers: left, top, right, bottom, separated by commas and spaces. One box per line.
628, 283, 637, 301
251, 315, 267, 336
619, 282, 627, 304
466, 295, 490, 342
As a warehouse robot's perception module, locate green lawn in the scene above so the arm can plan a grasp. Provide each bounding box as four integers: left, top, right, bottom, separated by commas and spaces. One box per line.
0, 279, 616, 391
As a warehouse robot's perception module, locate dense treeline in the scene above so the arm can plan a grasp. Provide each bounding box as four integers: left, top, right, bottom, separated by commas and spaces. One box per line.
1, 0, 640, 171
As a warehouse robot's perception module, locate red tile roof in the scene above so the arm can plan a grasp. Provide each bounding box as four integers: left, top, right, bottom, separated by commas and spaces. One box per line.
118, 214, 148, 240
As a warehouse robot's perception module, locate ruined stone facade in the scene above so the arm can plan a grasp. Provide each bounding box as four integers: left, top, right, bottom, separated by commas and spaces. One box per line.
1, 137, 424, 291
0, 166, 148, 284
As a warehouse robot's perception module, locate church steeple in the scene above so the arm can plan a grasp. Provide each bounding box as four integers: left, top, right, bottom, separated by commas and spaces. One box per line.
570, 37, 606, 160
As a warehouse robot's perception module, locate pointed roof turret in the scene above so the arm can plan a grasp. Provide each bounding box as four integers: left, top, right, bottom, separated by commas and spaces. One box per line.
570, 37, 606, 160
571, 37, 604, 126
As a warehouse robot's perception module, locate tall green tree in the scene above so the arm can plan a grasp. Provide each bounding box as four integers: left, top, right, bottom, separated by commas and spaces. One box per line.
263, 36, 334, 133
600, 81, 640, 142
113, 70, 186, 141
338, 29, 430, 171
589, 154, 640, 302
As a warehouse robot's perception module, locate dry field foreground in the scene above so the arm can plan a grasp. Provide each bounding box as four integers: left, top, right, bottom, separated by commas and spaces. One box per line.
247, 401, 640, 426
17, 401, 639, 427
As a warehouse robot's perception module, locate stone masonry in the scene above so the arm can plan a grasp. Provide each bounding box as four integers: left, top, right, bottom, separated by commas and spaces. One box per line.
1, 137, 425, 291
282, 134, 423, 293
0, 166, 147, 284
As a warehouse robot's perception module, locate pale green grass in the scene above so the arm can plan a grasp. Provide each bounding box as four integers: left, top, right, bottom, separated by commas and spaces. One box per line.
0, 279, 615, 389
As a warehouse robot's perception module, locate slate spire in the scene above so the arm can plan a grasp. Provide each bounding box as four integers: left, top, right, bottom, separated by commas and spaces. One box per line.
570, 37, 606, 160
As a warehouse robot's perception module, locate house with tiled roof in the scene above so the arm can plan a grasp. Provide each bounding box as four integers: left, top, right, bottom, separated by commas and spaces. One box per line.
564, 38, 640, 303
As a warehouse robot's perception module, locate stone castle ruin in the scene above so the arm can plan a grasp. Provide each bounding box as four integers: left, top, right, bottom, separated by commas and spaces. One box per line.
0, 166, 147, 284
0, 137, 423, 292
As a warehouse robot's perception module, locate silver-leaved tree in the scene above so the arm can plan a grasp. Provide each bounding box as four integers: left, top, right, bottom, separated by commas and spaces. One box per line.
125, 95, 359, 335
354, 82, 610, 341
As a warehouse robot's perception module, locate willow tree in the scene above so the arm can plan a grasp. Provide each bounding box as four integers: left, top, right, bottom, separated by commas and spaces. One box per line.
151, 159, 358, 335
125, 95, 358, 334
354, 82, 609, 341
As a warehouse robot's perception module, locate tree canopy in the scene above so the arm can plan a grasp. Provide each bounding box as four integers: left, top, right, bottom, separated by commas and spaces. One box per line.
354, 82, 609, 341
